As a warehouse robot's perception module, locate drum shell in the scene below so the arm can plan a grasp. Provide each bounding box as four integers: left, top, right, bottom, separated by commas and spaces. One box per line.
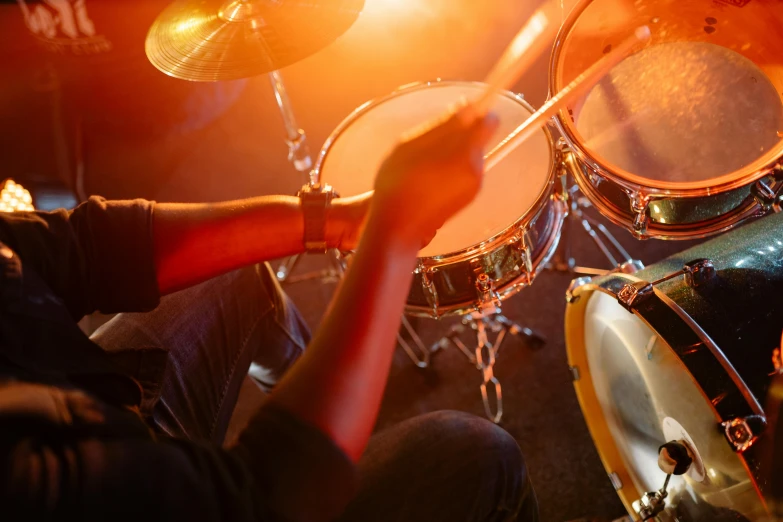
566, 150, 775, 240
406, 181, 565, 317
565, 211, 783, 520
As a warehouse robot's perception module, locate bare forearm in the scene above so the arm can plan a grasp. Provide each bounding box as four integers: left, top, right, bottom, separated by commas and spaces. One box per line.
267, 208, 420, 461
153, 196, 305, 294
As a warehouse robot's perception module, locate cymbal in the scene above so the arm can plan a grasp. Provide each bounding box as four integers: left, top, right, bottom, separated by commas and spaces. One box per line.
146, 0, 364, 81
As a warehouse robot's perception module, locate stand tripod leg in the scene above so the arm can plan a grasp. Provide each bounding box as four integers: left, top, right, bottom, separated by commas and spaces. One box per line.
549, 183, 642, 275
397, 315, 430, 368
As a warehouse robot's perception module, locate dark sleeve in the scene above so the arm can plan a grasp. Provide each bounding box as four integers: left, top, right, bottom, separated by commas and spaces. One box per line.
0, 196, 160, 318
3, 404, 358, 522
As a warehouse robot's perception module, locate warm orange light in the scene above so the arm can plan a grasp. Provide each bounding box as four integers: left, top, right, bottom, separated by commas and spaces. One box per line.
0, 180, 34, 212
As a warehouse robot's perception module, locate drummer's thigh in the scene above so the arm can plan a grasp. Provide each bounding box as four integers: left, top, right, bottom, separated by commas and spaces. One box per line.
339, 410, 538, 522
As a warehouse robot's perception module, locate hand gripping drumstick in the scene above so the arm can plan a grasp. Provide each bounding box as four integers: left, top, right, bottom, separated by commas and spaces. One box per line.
483, 26, 652, 171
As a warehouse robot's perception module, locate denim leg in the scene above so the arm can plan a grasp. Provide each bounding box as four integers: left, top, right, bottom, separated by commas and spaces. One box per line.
339, 411, 539, 522
90, 263, 309, 444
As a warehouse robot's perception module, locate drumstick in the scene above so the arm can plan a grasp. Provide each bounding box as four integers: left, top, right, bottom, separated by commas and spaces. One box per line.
483, 25, 652, 171
470, 1, 561, 119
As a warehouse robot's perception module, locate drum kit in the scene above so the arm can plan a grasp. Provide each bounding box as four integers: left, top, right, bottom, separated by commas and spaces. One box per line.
145, 0, 783, 520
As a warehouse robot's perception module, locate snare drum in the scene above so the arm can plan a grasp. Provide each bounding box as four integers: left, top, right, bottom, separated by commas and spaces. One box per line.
565, 211, 783, 521
551, 0, 783, 239
315, 81, 567, 317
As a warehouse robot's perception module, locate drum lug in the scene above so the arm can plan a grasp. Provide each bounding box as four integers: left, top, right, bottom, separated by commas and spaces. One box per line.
616, 280, 654, 311
630, 194, 651, 238
470, 260, 501, 314
681, 259, 716, 288
751, 167, 783, 213
565, 276, 592, 304
721, 415, 766, 453
513, 230, 535, 283
417, 262, 440, 317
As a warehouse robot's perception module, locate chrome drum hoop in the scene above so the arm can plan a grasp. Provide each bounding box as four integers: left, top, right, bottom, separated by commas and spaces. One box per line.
565, 150, 780, 240
549, 0, 783, 240
405, 187, 567, 318
315, 80, 563, 318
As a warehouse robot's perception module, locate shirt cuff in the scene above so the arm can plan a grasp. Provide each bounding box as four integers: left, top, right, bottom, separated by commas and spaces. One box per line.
70, 196, 160, 313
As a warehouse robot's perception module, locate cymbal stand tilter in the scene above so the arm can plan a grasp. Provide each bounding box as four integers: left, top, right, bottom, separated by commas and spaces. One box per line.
268, 71, 345, 283
549, 183, 643, 276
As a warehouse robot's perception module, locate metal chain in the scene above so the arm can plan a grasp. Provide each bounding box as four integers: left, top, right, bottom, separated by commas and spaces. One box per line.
474, 319, 503, 423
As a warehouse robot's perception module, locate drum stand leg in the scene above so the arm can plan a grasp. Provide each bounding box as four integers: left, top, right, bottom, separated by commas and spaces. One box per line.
431, 311, 544, 423
549, 185, 642, 275
397, 315, 430, 368
266, 70, 346, 284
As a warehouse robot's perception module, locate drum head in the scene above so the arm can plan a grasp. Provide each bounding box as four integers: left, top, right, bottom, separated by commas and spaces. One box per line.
552, 0, 783, 191
317, 82, 553, 258
574, 289, 766, 521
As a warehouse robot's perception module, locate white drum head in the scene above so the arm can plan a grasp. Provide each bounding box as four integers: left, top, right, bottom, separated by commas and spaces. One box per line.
575, 42, 783, 186
582, 291, 764, 520
318, 82, 552, 258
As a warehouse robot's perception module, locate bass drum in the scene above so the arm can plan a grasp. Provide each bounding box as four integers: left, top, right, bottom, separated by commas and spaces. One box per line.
565, 211, 783, 521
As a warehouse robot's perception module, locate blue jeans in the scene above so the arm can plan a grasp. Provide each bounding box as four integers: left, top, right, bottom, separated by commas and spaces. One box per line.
91, 264, 538, 522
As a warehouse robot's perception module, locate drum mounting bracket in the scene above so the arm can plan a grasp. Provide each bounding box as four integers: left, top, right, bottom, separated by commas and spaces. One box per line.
616, 259, 716, 312
721, 415, 767, 452
750, 166, 783, 214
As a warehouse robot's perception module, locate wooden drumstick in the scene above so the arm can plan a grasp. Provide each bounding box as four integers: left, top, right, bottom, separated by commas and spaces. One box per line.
469, 1, 562, 119
483, 26, 652, 171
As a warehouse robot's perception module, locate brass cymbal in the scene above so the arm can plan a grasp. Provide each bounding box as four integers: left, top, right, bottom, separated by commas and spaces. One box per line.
145, 0, 364, 81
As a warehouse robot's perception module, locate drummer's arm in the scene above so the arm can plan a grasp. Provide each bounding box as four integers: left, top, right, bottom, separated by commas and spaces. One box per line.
263, 111, 499, 461
153, 193, 370, 294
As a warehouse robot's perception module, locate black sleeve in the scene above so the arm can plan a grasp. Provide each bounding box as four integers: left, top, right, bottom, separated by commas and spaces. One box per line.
0, 196, 160, 318
2, 404, 358, 522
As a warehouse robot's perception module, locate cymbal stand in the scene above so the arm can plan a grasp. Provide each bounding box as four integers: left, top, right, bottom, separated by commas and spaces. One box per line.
548, 183, 642, 275
268, 71, 344, 283
430, 308, 544, 424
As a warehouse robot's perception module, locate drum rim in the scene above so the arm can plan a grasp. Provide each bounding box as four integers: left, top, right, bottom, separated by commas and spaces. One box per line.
313, 80, 558, 264
548, 0, 783, 195
566, 152, 762, 240
566, 274, 768, 519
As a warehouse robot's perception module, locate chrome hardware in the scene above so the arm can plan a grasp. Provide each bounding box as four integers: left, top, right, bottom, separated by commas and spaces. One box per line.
721, 415, 767, 452
649, 258, 716, 288
751, 167, 783, 213
618, 259, 645, 274
682, 259, 716, 288
419, 263, 439, 317
471, 260, 501, 313
630, 194, 651, 238
268, 70, 313, 175
569, 365, 581, 381
636, 488, 668, 521
617, 281, 654, 311
615, 259, 715, 311
474, 315, 503, 423
549, 177, 641, 276
565, 276, 592, 304
433, 312, 544, 423
397, 315, 430, 369
514, 230, 535, 282
608, 472, 623, 491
